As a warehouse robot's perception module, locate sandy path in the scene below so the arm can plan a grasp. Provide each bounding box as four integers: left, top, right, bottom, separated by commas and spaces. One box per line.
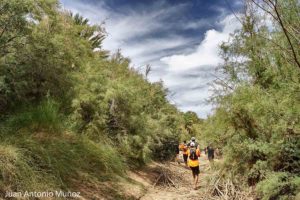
140, 152, 212, 200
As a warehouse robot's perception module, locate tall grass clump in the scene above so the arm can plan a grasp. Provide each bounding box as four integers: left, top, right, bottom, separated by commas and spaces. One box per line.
5, 99, 63, 133
24, 134, 124, 181
0, 144, 56, 197
0, 133, 126, 198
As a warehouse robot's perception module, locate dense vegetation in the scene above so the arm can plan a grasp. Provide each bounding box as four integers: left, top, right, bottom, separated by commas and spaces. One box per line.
1, 0, 298, 199
0, 0, 200, 198
201, 0, 300, 199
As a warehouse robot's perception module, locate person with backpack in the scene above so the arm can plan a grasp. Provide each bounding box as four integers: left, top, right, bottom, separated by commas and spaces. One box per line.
188, 142, 201, 190
187, 137, 199, 149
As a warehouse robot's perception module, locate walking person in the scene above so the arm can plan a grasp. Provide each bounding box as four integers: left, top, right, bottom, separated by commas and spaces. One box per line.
187, 137, 199, 149
207, 144, 215, 168
182, 140, 188, 167
188, 142, 201, 190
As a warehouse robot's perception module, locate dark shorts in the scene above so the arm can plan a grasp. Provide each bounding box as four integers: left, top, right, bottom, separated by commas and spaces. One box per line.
183, 154, 188, 162
190, 166, 200, 176
176, 148, 180, 154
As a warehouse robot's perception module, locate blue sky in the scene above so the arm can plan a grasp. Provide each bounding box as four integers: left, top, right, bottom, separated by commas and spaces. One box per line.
60, 0, 242, 118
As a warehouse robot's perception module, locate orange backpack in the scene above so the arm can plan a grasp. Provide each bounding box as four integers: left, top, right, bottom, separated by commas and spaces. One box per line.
179, 144, 185, 151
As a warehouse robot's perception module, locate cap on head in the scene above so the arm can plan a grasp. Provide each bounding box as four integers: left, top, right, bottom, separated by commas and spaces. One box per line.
191, 137, 195, 141
190, 142, 195, 147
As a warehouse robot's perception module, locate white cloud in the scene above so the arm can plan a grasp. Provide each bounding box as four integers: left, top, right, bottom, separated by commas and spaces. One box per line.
183, 19, 211, 30
119, 36, 193, 66
160, 14, 241, 72
60, 0, 241, 118
102, 3, 189, 51
157, 14, 241, 117
180, 104, 213, 118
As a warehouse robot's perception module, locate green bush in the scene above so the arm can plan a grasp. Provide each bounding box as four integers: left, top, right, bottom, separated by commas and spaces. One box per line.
0, 0, 201, 197
256, 172, 300, 200
200, 1, 300, 199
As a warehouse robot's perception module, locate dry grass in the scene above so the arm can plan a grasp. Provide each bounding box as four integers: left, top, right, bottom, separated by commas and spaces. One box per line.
198, 170, 256, 200
152, 164, 184, 188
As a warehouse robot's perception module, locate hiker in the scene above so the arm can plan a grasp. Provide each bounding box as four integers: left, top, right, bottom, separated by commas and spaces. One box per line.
207, 144, 215, 163
181, 140, 188, 166
188, 142, 201, 190
187, 137, 199, 149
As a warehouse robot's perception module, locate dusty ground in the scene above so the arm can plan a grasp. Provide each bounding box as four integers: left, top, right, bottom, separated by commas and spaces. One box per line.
74, 153, 254, 200
127, 152, 215, 200
74, 152, 216, 200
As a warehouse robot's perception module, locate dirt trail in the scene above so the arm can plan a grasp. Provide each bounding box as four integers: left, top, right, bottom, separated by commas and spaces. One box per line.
137, 152, 214, 200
